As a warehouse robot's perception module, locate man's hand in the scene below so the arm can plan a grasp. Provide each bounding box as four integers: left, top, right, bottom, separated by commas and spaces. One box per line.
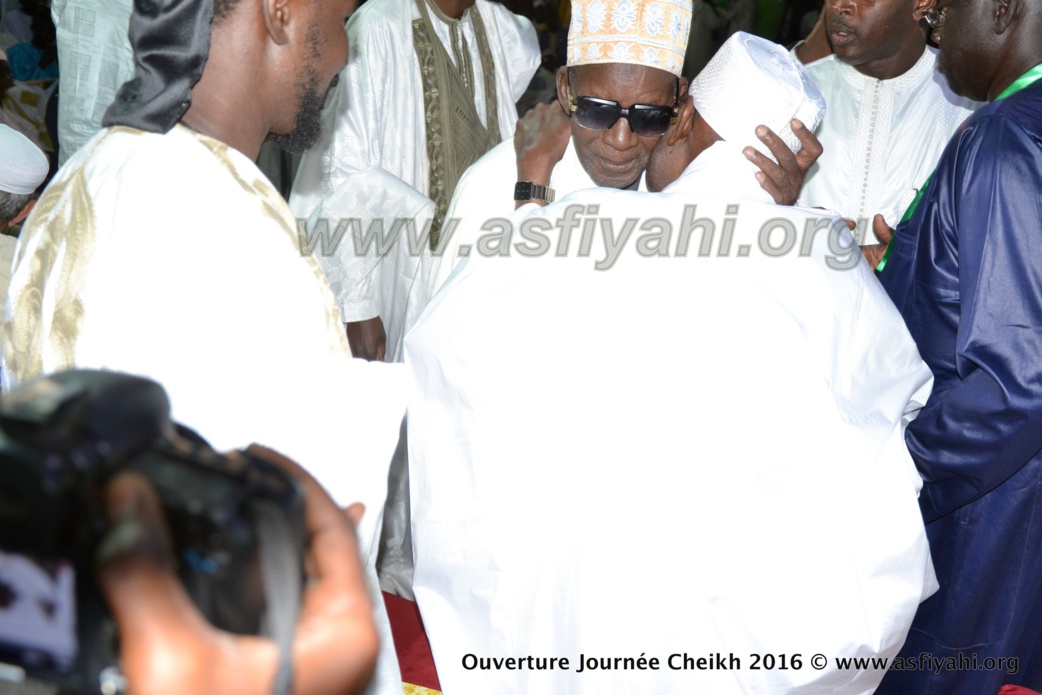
743, 119, 822, 206
96, 445, 378, 695
514, 101, 571, 207
346, 317, 386, 362
860, 214, 894, 269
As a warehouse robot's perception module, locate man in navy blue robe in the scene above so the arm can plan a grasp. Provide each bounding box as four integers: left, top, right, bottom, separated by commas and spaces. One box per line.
873, 0, 1042, 690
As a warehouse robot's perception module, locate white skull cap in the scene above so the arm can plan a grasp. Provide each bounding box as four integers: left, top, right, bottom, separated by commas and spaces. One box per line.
0, 124, 49, 195
691, 32, 826, 161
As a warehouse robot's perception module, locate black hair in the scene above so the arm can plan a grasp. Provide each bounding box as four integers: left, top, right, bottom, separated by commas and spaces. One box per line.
212, 0, 246, 23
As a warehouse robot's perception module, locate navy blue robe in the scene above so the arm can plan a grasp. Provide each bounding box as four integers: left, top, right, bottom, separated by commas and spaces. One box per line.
876, 79, 1042, 694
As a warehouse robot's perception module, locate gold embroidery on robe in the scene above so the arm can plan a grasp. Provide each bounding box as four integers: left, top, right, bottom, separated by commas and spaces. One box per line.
412, 0, 503, 249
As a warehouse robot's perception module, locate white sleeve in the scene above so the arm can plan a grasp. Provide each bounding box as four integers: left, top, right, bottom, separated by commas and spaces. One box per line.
480, 0, 541, 104
291, 11, 428, 323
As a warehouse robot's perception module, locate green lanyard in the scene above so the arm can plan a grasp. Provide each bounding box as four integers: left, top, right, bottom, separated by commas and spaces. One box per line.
875, 62, 1042, 273
996, 62, 1042, 100
874, 173, 932, 272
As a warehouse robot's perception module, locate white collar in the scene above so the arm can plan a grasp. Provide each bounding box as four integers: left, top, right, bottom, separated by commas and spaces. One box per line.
835, 44, 935, 92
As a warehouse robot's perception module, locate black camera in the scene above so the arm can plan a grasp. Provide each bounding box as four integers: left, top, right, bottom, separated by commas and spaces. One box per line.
0, 370, 306, 694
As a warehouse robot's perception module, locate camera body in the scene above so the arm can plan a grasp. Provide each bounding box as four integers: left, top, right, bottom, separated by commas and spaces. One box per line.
0, 370, 306, 694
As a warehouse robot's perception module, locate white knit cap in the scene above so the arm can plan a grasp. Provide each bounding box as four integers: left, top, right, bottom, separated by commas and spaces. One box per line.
567, 0, 692, 77
691, 32, 826, 161
0, 124, 49, 194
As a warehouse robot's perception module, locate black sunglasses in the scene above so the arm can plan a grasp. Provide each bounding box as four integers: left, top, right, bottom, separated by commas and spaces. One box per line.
567, 75, 680, 137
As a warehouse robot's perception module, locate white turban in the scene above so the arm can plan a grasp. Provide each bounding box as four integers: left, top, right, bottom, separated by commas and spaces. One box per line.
691, 32, 826, 161
0, 124, 49, 195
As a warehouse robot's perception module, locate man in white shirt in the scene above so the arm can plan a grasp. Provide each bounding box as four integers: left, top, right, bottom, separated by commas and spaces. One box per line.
797, 0, 979, 242
289, 0, 540, 362
2, 0, 408, 692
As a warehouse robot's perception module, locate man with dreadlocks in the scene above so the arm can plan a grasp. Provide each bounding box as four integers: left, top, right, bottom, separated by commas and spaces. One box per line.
1, 0, 409, 692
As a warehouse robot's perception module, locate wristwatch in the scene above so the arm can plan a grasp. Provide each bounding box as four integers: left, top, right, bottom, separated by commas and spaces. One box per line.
514, 181, 556, 204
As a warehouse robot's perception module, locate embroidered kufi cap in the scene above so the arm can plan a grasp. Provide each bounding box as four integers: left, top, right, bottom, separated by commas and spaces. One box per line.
0, 124, 49, 195
691, 32, 826, 161
103, 0, 215, 133
567, 0, 692, 77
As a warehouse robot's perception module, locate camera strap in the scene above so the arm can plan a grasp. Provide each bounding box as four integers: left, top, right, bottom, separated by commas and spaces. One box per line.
254, 500, 304, 695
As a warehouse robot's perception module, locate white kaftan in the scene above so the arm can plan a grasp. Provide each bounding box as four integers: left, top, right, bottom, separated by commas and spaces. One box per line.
800, 46, 979, 241
2, 125, 409, 695
405, 141, 936, 695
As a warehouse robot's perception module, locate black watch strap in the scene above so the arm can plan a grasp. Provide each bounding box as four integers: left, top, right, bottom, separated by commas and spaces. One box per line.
514, 181, 556, 204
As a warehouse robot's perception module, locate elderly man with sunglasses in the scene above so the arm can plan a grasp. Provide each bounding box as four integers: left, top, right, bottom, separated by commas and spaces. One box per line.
794, 0, 979, 245
427, 0, 820, 297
